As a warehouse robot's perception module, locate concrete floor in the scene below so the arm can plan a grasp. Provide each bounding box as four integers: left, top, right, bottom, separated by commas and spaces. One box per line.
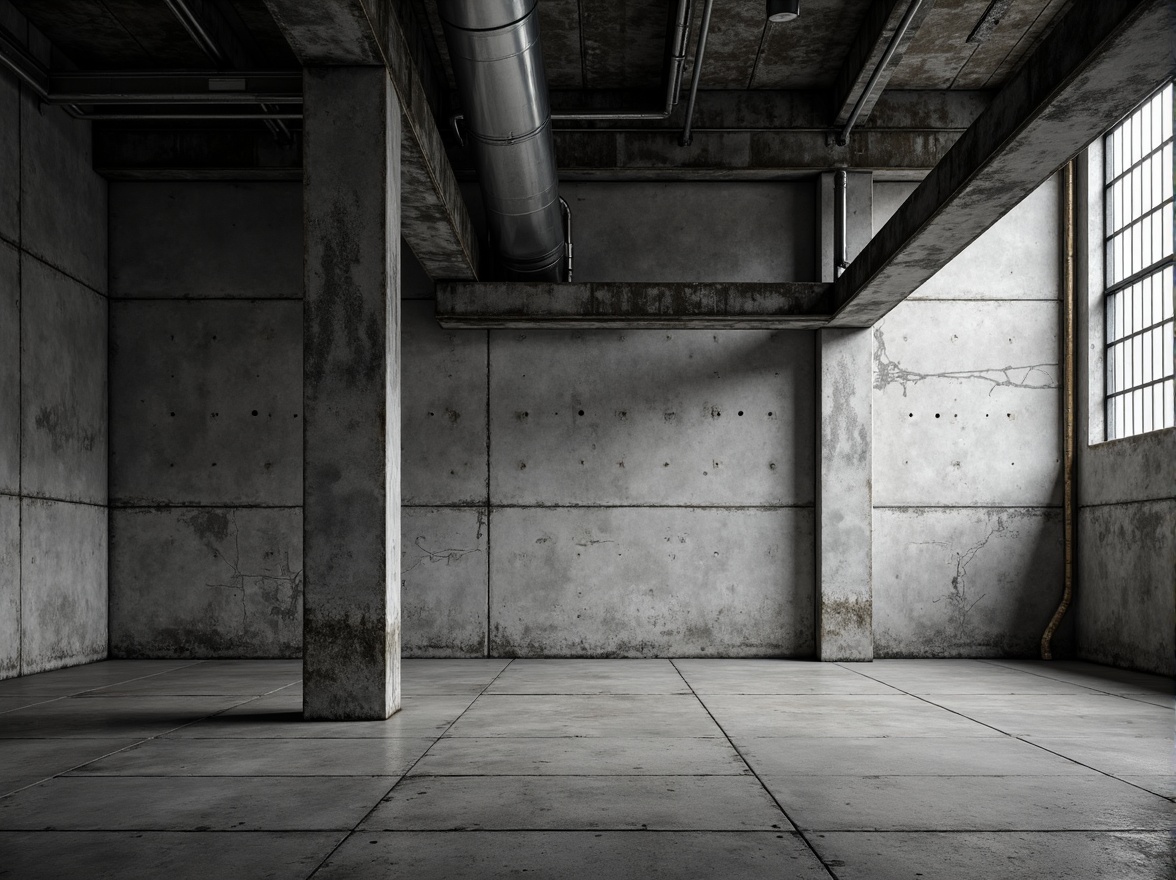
0, 659, 1171, 878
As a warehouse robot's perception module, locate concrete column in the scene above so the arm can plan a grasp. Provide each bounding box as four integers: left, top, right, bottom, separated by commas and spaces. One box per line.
302, 67, 401, 719
816, 172, 873, 661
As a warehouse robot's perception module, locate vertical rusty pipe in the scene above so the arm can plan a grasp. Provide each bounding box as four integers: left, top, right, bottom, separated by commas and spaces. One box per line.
1041, 160, 1076, 660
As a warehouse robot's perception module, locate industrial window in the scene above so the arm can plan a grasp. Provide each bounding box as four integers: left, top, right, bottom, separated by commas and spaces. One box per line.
1104, 82, 1174, 439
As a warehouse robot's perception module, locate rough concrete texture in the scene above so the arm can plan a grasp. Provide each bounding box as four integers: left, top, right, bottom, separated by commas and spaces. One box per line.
0, 241, 17, 494
20, 256, 107, 505
401, 506, 488, 658
0, 53, 16, 246
1079, 429, 1176, 507
489, 329, 814, 506
109, 300, 302, 507
1077, 500, 1176, 676
20, 499, 107, 675
873, 507, 1065, 658
817, 329, 873, 661
109, 507, 301, 659
302, 67, 401, 719
109, 182, 302, 299
872, 299, 1061, 507
489, 507, 815, 657
401, 302, 488, 505
874, 177, 1061, 301
20, 96, 107, 294
561, 182, 815, 282
0, 496, 18, 678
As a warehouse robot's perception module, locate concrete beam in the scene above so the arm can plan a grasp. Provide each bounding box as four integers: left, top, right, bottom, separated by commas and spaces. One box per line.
830, 0, 1176, 327
832, 0, 937, 128
435, 281, 833, 329
263, 0, 478, 280
302, 67, 401, 720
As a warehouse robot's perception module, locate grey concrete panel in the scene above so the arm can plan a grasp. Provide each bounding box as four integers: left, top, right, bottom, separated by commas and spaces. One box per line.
0, 831, 343, 880
763, 773, 1173, 831
873, 507, 1065, 658
486, 659, 689, 694
316, 831, 829, 880
872, 181, 918, 236
489, 507, 815, 657
0, 65, 16, 246
817, 328, 873, 661
400, 240, 434, 300
401, 506, 487, 658
360, 775, 786, 831
19, 100, 106, 293
674, 660, 899, 695
400, 658, 509, 695
872, 299, 1061, 507
560, 182, 815, 283
401, 302, 487, 504
109, 182, 302, 299
1079, 429, 1176, 507
812, 831, 1173, 880
0, 495, 17, 679
925, 694, 1174, 739
446, 694, 721, 738
109, 300, 301, 506
0, 739, 144, 797
0, 241, 17, 493
0, 775, 396, 830
911, 177, 1060, 301
19, 256, 107, 504
490, 329, 815, 506
109, 507, 302, 659
19, 499, 107, 675
302, 66, 401, 720
410, 736, 749, 776
1076, 499, 1175, 677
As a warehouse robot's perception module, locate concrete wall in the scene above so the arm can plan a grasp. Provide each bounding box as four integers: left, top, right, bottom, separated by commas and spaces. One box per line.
1074, 144, 1175, 676
870, 178, 1067, 657
108, 181, 304, 658
0, 3, 109, 679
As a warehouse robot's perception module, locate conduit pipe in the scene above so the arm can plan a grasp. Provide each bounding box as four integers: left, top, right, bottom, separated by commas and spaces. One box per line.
438, 0, 565, 280
836, 0, 925, 146
679, 0, 715, 146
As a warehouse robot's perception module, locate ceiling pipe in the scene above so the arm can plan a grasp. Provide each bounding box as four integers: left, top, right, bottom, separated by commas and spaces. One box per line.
836, 0, 925, 146
679, 0, 715, 146
438, 0, 565, 281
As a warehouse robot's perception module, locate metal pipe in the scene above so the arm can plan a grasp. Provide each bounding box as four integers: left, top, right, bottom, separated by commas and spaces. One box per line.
163, 0, 228, 67
679, 0, 716, 147
438, 0, 565, 280
837, 0, 925, 146
559, 196, 573, 282
835, 169, 849, 277
1041, 159, 1076, 660
549, 0, 690, 122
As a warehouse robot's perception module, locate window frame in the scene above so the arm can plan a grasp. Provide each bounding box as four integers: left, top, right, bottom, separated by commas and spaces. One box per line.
1101, 81, 1175, 440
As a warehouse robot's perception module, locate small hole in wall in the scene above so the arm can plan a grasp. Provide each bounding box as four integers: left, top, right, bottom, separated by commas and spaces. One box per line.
251, 410, 258, 416
170, 412, 175, 417
935, 413, 940, 419
211, 462, 217, 467
578, 410, 585, 416
768, 412, 774, 417
738, 411, 744, 416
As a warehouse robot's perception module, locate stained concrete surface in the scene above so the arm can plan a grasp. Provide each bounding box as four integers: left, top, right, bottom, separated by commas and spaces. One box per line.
109, 299, 302, 507
109, 507, 302, 659
19, 256, 108, 505
0, 658, 1171, 879
19, 499, 107, 676
0, 241, 17, 494
1076, 498, 1176, 676
489, 506, 814, 657
0, 496, 18, 678
560, 182, 815, 282
873, 507, 1065, 658
109, 182, 302, 299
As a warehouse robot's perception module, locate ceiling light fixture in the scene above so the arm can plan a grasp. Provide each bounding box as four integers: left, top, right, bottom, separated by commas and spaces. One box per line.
767, 0, 799, 23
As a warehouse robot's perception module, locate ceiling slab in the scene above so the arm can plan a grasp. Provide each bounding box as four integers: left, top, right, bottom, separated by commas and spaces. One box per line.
753, 0, 875, 89
831, 0, 1175, 326
581, 0, 668, 88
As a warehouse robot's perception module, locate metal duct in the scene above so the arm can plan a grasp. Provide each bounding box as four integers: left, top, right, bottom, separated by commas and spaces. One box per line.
438, 0, 565, 281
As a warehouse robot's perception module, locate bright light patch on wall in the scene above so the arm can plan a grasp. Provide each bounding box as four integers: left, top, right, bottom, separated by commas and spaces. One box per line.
1104, 82, 1174, 439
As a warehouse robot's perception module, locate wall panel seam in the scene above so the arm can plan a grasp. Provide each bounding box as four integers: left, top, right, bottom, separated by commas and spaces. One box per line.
20, 249, 107, 300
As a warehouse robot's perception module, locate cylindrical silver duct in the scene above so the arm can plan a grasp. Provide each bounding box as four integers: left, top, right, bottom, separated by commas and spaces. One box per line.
439, 0, 565, 281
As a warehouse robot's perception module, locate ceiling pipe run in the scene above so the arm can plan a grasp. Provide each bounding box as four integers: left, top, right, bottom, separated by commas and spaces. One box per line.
438, 0, 565, 281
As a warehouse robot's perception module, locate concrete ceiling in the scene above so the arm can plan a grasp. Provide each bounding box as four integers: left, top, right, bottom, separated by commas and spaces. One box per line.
413, 0, 1073, 92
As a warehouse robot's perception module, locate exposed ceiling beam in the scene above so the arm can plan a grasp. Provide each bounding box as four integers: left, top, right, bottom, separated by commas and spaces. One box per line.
435, 281, 833, 329
830, 0, 1175, 328
262, 0, 478, 280
832, 0, 936, 128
